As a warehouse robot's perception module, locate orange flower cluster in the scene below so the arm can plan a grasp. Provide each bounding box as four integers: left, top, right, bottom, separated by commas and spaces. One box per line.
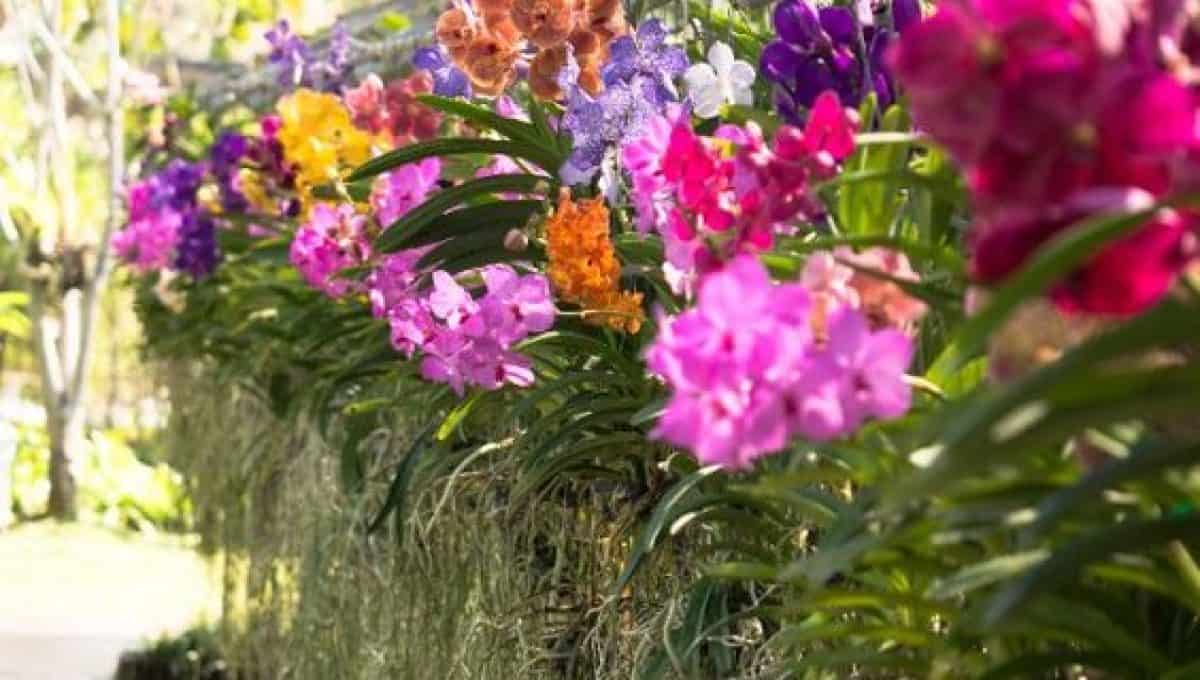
436, 0, 625, 98
545, 194, 644, 333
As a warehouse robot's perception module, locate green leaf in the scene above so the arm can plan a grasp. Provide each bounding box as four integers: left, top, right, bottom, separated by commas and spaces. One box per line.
729, 482, 843, 526
836, 104, 912, 236
640, 579, 740, 679
517, 329, 644, 381
373, 174, 549, 253
1028, 440, 1200, 540
704, 562, 780, 581
527, 97, 557, 146
910, 146, 963, 245
0, 291, 30, 337
779, 531, 888, 586
267, 370, 291, 418
416, 221, 526, 269
977, 651, 1141, 680
719, 105, 780, 137
374, 10, 411, 32
385, 200, 541, 252
418, 95, 547, 148
339, 411, 375, 495
508, 370, 626, 424
346, 138, 561, 182
367, 420, 439, 535
926, 550, 1050, 600
1162, 658, 1200, 680
310, 180, 371, 203
520, 400, 643, 471
629, 397, 666, 427
853, 131, 926, 147
893, 299, 1200, 503
613, 232, 665, 266
1019, 597, 1174, 673
937, 206, 1156, 371
432, 242, 544, 274
685, 0, 768, 57
787, 647, 929, 675
801, 588, 959, 618
513, 432, 646, 501
0, 291, 30, 306
775, 622, 941, 648
980, 516, 1200, 627
436, 391, 483, 442
1086, 563, 1200, 617
615, 465, 723, 592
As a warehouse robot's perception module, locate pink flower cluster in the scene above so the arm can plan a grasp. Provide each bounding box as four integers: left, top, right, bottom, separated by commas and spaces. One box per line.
370, 158, 442, 227
804, 248, 928, 335
647, 255, 914, 469
113, 178, 182, 272
892, 0, 1200, 316
290, 203, 372, 298
367, 256, 556, 395
621, 92, 858, 294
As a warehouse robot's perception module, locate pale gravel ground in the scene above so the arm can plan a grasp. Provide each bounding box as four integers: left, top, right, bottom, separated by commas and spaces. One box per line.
0, 523, 218, 680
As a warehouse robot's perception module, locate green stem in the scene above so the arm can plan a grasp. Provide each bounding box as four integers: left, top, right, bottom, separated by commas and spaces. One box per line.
1167, 540, 1200, 598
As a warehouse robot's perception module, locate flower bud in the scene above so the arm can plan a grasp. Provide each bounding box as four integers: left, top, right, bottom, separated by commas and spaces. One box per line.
504, 228, 530, 252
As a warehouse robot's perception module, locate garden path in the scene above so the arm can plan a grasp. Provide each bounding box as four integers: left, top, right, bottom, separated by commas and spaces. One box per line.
0, 523, 218, 680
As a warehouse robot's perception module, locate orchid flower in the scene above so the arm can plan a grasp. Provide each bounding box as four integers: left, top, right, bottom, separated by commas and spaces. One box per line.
684, 42, 756, 118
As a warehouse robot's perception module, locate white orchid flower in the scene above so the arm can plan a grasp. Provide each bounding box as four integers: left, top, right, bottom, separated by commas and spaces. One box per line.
683, 42, 756, 118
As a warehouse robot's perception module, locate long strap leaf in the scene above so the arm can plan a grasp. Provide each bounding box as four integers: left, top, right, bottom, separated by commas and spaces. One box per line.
373, 174, 549, 253
367, 419, 440, 535
418, 95, 547, 147
979, 516, 1200, 628
346, 137, 561, 182
386, 199, 541, 251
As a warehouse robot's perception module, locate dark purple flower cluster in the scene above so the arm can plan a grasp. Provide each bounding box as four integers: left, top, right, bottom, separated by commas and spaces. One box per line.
761, 0, 917, 124
175, 211, 220, 278
161, 159, 221, 278
114, 158, 222, 278
265, 20, 353, 92
159, 159, 205, 211
210, 132, 249, 213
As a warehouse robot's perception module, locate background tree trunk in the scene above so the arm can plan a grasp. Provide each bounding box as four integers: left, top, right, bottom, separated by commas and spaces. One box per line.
40, 0, 78, 520
45, 406, 81, 519
14, 0, 124, 520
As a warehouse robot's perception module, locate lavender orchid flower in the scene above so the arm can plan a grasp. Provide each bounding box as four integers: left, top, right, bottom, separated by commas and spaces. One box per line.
413, 47, 473, 99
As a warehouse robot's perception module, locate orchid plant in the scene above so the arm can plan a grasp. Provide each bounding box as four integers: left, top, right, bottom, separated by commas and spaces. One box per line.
118, 1, 1200, 676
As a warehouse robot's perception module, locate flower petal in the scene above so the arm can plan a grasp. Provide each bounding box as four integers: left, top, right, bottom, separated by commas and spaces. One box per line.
728, 60, 756, 89
684, 63, 719, 90
707, 41, 735, 76
690, 86, 725, 118
824, 305, 869, 364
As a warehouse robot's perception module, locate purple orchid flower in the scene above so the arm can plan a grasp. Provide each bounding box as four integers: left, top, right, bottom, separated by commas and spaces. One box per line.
761, 0, 907, 124
413, 46, 473, 99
